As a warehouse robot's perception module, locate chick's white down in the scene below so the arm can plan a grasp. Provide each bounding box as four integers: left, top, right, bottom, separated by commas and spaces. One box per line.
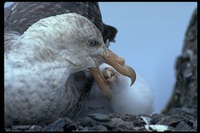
100, 63, 154, 115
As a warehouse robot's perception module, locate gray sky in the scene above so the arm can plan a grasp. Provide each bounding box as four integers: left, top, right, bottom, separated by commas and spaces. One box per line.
4, 2, 197, 113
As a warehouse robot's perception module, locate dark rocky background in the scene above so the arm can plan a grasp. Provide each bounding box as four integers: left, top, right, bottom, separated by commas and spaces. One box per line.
4, 7, 197, 132
163, 8, 197, 113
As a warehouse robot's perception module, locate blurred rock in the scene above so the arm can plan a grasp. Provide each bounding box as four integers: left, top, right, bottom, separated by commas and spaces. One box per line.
163, 8, 197, 113
42, 117, 77, 132
87, 113, 111, 122
4, 109, 197, 131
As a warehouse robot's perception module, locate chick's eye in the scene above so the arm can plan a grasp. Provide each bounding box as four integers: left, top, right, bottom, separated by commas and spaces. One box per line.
89, 40, 97, 46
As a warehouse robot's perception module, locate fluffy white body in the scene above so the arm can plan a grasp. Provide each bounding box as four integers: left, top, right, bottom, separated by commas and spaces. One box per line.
100, 64, 154, 115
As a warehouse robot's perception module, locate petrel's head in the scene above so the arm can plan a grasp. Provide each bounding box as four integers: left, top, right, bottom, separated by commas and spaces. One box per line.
21, 13, 136, 100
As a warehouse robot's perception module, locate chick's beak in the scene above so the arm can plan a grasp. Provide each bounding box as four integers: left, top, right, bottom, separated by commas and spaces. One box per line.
101, 48, 136, 86
90, 47, 136, 101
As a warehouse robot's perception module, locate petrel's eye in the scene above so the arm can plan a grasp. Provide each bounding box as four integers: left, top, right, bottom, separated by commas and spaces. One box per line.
89, 40, 97, 46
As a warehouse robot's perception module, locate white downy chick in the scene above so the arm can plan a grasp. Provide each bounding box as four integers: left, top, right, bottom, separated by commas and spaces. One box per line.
100, 63, 154, 115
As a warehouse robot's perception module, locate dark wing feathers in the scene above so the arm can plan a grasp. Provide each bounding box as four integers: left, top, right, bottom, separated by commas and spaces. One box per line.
4, 2, 117, 42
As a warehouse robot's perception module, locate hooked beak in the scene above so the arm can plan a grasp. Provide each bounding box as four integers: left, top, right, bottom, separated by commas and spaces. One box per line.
90, 47, 136, 101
